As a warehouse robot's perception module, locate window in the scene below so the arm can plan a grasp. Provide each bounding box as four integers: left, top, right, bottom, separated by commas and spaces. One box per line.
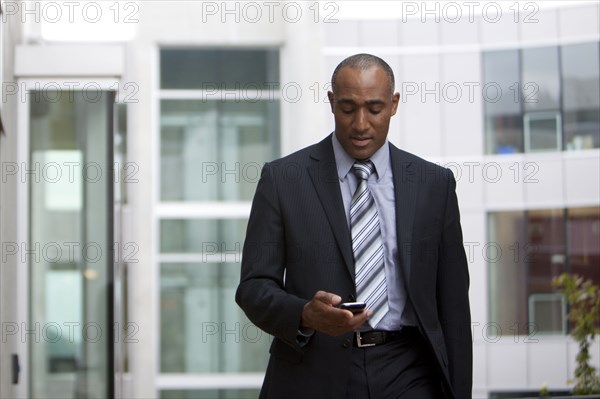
157, 49, 279, 390
521, 46, 560, 113
483, 50, 523, 154
561, 42, 600, 150
488, 207, 600, 336
483, 42, 600, 154
160, 100, 278, 202
521, 47, 561, 153
524, 111, 562, 152
160, 49, 278, 90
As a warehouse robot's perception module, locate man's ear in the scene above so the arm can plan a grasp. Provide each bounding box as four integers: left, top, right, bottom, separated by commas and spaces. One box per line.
390, 92, 400, 116
327, 91, 335, 113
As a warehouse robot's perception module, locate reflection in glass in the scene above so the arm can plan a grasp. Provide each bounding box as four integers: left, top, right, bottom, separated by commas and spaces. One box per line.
488, 211, 527, 335
29, 91, 113, 398
489, 207, 600, 336
526, 209, 566, 306
521, 46, 560, 112
160, 219, 247, 254
160, 49, 279, 90
483, 42, 600, 154
160, 100, 279, 201
483, 50, 523, 154
567, 207, 600, 286
160, 263, 270, 373
158, 49, 280, 388
114, 102, 130, 392
561, 42, 600, 150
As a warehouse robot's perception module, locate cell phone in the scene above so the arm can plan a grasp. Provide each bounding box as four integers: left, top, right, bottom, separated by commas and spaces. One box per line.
336, 301, 366, 314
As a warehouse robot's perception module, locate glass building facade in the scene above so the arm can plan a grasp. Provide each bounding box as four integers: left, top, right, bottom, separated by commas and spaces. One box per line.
488, 207, 600, 336
483, 42, 600, 154
158, 49, 279, 394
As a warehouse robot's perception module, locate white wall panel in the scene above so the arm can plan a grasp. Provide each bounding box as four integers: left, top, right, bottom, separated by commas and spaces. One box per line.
559, 3, 600, 40
359, 20, 400, 47
400, 18, 439, 47
137, 1, 285, 44
520, 8, 559, 44
564, 153, 600, 205
483, 157, 526, 209
454, 160, 485, 210
281, 15, 327, 154
323, 20, 360, 47
460, 210, 487, 330
473, 341, 488, 398
440, 53, 483, 157
15, 45, 124, 76
479, 10, 519, 46
385, 55, 403, 148
528, 341, 569, 389
440, 17, 480, 46
488, 341, 528, 387
400, 54, 442, 157
524, 156, 564, 207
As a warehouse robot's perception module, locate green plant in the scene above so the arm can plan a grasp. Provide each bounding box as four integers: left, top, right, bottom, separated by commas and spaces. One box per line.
539, 381, 550, 398
553, 273, 600, 395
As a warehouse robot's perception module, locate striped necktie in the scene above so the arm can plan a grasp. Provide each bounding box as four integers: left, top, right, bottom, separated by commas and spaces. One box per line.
350, 160, 389, 328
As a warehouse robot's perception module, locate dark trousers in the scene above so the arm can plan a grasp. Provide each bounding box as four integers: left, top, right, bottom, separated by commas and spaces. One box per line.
346, 328, 445, 399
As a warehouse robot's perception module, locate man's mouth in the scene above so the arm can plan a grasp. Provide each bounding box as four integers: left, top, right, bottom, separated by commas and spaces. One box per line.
351, 136, 370, 147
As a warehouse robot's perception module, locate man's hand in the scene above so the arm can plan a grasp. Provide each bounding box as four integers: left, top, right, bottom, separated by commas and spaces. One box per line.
300, 290, 372, 336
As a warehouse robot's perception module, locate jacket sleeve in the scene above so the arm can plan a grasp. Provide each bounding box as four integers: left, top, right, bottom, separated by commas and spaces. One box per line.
437, 169, 473, 399
235, 162, 308, 350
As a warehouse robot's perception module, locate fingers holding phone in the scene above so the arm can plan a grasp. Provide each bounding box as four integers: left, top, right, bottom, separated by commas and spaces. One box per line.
301, 291, 372, 336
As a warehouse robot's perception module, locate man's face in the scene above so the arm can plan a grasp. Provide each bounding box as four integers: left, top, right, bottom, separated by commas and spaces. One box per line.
328, 66, 400, 160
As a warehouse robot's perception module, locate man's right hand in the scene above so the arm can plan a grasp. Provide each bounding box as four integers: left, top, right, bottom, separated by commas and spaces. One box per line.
300, 290, 372, 336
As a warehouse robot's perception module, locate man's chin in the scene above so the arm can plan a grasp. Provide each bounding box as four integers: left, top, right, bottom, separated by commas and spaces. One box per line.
349, 148, 374, 161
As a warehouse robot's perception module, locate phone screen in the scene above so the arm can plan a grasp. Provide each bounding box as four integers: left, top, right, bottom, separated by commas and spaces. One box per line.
337, 302, 366, 313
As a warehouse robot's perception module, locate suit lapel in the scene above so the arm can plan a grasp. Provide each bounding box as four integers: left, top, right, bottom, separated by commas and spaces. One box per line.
390, 144, 417, 286
305, 138, 419, 284
307, 137, 355, 278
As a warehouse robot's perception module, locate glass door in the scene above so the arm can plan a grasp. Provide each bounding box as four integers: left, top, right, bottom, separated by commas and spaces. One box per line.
27, 86, 115, 398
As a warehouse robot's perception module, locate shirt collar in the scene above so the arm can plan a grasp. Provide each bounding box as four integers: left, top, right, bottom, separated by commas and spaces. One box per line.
331, 133, 390, 182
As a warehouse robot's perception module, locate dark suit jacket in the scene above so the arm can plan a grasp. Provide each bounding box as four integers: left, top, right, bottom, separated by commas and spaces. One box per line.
236, 134, 472, 399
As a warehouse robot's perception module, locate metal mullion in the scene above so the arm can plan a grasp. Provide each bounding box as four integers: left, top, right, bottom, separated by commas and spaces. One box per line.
156, 373, 264, 390
159, 254, 241, 264
156, 202, 251, 219
159, 90, 280, 101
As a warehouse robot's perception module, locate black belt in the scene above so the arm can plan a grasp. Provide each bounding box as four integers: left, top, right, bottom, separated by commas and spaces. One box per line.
353, 327, 417, 348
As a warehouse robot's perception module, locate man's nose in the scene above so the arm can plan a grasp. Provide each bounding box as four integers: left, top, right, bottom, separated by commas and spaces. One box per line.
352, 109, 369, 133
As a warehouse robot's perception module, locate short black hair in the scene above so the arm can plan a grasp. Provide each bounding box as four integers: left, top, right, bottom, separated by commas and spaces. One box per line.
330, 53, 395, 96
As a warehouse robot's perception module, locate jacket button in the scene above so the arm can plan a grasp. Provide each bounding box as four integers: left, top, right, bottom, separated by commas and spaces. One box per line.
342, 338, 351, 348
347, 294, 355, 301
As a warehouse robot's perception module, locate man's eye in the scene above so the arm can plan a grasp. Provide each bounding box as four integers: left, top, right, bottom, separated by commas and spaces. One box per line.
341, 109, 354, 114
370, 109, 382, 115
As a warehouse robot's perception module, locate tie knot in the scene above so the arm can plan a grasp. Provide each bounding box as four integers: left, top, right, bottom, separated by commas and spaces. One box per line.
353, 160, 375, 181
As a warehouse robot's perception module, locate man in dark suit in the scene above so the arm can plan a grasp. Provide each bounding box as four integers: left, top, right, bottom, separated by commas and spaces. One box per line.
236, 54, 472, 399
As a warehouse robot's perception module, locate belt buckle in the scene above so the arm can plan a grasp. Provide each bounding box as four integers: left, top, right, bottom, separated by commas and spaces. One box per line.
355, 331, 376, 348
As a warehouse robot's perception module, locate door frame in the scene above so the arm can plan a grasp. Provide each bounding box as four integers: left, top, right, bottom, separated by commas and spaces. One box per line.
13, 78, 123, 399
